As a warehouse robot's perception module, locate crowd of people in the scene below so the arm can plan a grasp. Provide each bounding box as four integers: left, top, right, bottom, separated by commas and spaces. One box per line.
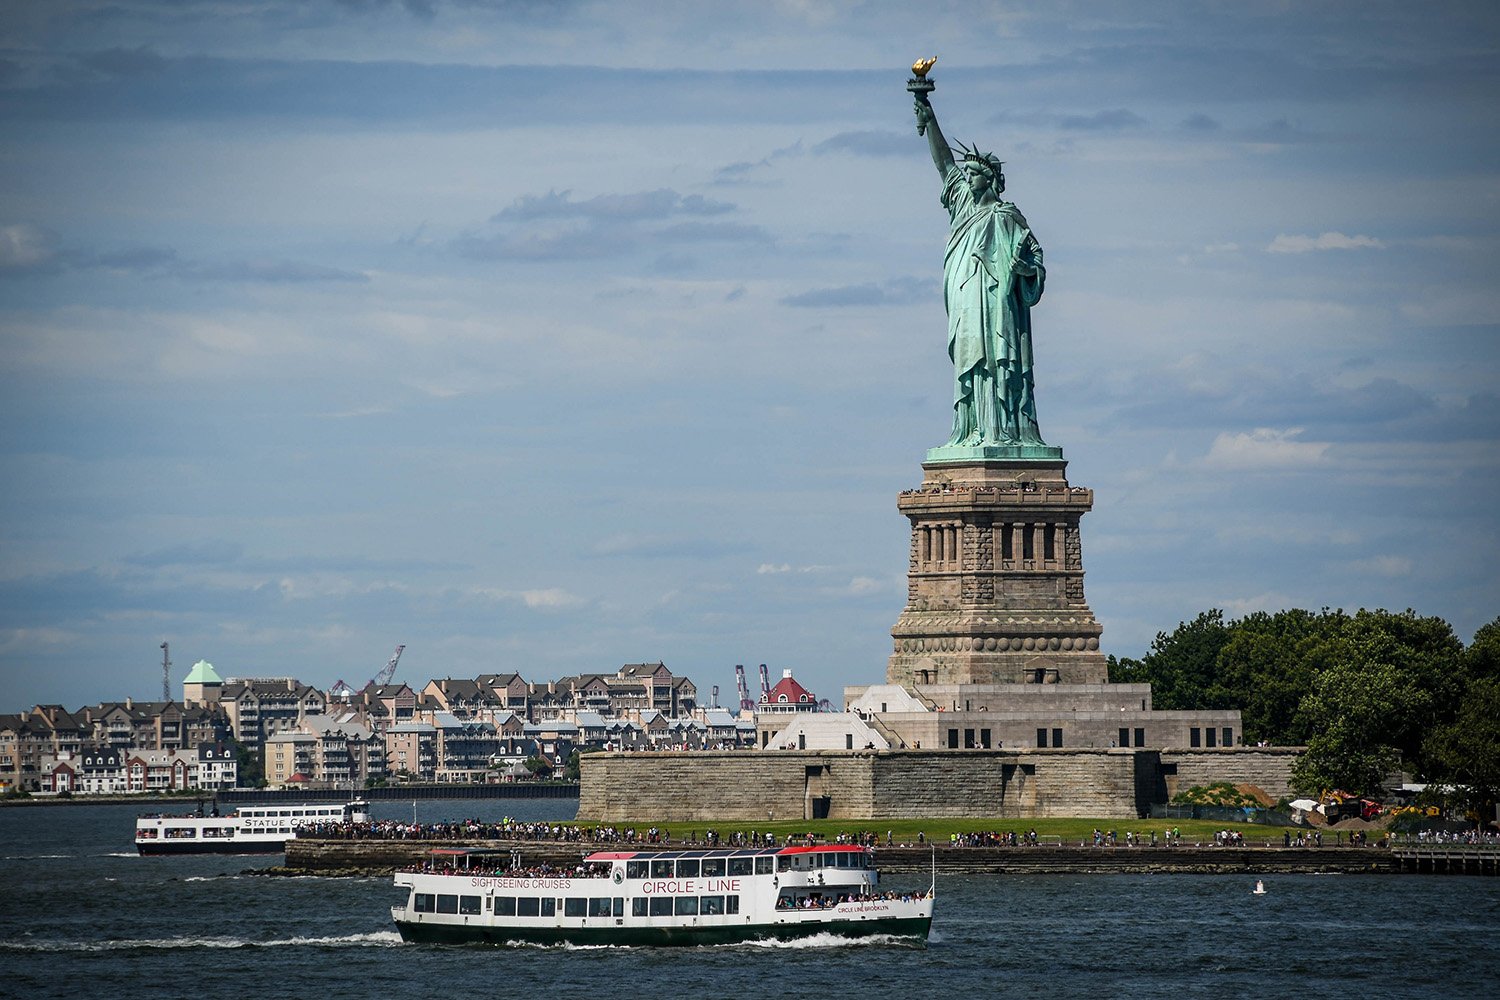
775, 888, 932, 910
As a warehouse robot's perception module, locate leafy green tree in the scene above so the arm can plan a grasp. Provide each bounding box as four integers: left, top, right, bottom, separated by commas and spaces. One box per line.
1424, 674, 1500, 827
1116, 610, 1233, 710
1292, 609, 1465, 794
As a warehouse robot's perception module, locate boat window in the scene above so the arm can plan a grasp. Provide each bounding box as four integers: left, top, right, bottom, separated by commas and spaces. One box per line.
649, 897, 673, 917
726, 895, 740, 915
518, 897, 540, 917
413, 893, 435, 913
701, 858, 726, 877
675, 859, 700, 878
460, 896, 481, 915
728, 858, 753, 877
564, 898, 587, 917
674, 896, 699, 916
777, 856, 793, 872
496, 897, 518, 916
541, 898, 555, 917
436, 895, 458, 914
755, 857, 774, 875
699, 895, 724, 915
632, 898, 648, 917
651, 859, 674, 878
626, 861, 649, 880
588, 898, 611, 918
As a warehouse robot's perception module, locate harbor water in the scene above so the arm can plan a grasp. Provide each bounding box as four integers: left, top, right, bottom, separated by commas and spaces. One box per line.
3, 800, 1496, 999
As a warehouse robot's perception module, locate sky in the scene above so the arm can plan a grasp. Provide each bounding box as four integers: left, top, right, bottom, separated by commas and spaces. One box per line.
2, 0, 1497, 713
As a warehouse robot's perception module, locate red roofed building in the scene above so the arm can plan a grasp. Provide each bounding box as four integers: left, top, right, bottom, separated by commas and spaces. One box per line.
759, 669, 816, 715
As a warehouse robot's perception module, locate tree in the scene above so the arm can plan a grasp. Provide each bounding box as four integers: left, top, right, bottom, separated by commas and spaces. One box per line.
1424, 675, 1500, 827
1115, 610, 1232, 710
1292, 609, 1465, 795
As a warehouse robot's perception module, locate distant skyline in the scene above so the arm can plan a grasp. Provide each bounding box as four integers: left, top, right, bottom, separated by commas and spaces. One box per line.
3, 1, 1497, 711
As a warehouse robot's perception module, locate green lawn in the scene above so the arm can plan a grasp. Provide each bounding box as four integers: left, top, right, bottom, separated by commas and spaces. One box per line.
564, 817, 1337, 847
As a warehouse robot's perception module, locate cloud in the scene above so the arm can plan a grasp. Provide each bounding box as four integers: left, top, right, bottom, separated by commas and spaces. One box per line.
75, 46, 168, 80
1203, 428, 1331, 469
0, 224, 60, 271
1267, 232, 1386, 254
1347, 555, 1413, 578
811, 131, 911, 157
493, 189, 733, 223
1057, 109, 1147, 131
781, 276, 934, 308
518, 588, 582, 610
125, 541, 244, 568
180, 260, 370, 283
1179, 113, 1221, 132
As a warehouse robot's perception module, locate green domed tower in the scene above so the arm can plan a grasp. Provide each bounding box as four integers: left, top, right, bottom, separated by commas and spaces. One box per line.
183, 658, 224, 706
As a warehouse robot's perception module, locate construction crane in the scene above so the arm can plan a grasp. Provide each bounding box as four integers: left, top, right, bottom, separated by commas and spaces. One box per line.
160, 641, 171, 702
735, 664, 756, 713
758, 663, 771, 700
330, 643, 406, 701
370, 644, 405, 689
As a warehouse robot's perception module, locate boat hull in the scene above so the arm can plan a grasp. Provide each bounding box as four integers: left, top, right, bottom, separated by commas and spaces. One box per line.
136, 840, 286, 856
393, 914, 932, 947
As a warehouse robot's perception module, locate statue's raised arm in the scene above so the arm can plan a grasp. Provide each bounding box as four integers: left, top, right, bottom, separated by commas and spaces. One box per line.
914, 98, 956, 179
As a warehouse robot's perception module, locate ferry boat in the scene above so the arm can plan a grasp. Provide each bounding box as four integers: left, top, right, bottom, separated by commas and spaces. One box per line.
135, 799, 370, 855
391, 844, 934, 947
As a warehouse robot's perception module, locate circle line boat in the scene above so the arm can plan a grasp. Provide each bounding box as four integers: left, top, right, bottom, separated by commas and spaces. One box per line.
135, 799, 370, 855
391, 843, 935, 947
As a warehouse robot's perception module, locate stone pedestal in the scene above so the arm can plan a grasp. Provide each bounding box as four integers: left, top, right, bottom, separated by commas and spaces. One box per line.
887, 457, 1108, 686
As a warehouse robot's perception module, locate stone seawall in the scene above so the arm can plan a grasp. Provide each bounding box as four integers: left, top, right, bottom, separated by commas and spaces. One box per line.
579, 748, 1296, 822
1159, 747, 1300, 801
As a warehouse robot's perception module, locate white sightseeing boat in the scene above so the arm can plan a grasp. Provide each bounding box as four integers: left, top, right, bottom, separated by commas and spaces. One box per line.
135, 799, 370, 855
391, 843, 934, 947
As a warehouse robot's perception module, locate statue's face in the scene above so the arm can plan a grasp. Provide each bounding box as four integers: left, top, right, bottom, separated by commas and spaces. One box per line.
964, 162, 993, 198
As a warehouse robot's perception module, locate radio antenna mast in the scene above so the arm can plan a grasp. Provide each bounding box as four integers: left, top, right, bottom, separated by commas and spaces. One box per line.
160, 641, 172, 702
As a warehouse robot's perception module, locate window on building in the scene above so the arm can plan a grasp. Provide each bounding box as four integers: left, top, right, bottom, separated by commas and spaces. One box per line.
980, 728, 991, 749
964, 728, 975, 749
1206, 727, 1217, 747
1190, 727, 1201, 748
1118, 728, 1129, 748
1134, 728, 1145, 747
1223, 728, 1233, 747
1051, 728, 1063, 748
947, 729, 959, 749
1036, 728, 1047, 748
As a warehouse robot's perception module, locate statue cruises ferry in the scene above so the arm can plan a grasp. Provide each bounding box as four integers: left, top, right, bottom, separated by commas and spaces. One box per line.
391, 844, 934, 947
135, 799, 370, 855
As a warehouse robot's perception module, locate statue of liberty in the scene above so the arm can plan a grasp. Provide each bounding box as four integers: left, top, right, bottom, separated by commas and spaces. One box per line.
911, 66, 1051, 453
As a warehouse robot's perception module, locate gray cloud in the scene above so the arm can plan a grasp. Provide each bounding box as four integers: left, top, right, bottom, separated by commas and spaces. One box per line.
781, 276, 935, 308
172, 259, 369, 283
125, 541, 245, 568
494, 189, 734, 223
1057, 109, 1148, 132
76, 46, 169, 80
812, 131, 912, 157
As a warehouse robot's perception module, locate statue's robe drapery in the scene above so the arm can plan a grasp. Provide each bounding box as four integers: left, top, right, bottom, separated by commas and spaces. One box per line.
940, 164, 1047, 447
